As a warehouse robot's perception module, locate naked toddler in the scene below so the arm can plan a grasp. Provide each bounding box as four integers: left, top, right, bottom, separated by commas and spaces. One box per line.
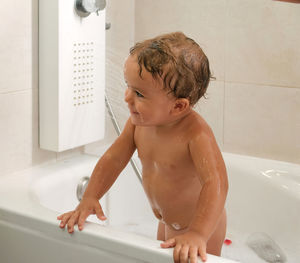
57, 32, 228, 263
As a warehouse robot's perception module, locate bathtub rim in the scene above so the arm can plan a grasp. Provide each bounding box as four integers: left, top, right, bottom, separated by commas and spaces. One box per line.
0, 206, 173, 263
0, 202, 236, 263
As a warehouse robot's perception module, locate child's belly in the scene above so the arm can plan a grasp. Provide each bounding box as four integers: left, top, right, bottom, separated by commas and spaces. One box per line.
142, 169, 202, 231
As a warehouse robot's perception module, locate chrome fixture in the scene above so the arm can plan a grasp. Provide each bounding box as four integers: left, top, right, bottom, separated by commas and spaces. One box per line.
76, 176, 90, 201
75, 0, 106, 17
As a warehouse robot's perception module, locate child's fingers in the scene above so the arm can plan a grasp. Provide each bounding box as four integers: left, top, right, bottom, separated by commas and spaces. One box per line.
78, 210, 91, 231
198, 246, 207, 262
57, 211, 71, 221
178, 244, 189, 263
189, 247, 199, 263
58, 212, 73, 228
160, 238, 176, 248
95, 204, 106, 221
57, 214, 63, 220
172, 244, 182, 263
67, 211, 80, 233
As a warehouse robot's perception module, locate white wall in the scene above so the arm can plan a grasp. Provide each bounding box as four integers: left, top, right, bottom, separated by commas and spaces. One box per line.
0, 1, 84, 177
1, 1, 50, 176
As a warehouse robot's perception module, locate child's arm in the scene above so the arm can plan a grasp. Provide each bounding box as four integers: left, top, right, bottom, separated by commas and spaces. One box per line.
188, 131, 228, 239
161, 129, 228, 262
57, 118, 136, 233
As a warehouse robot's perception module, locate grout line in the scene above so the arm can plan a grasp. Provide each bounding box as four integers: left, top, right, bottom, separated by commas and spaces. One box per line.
0, 88, 37, 96
223, 0, 229, 149
132, 0, 136, 43
223, 80, 300, 90
222, 81, 226, 149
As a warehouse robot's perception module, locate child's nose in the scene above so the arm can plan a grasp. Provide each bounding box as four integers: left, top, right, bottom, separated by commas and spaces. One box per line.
124, 88, 133, 104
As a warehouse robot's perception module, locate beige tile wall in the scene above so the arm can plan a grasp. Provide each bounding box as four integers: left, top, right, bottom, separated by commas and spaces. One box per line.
1, 0, 299, 178
224, 83, 300, 163
0, 1, 32, 94
135, 0, 226, 82
134, 0, 300, 163
226, 0, 300, 87
224, 0, 300, 163
0, 89, 55, 175
0, 1, 82, 177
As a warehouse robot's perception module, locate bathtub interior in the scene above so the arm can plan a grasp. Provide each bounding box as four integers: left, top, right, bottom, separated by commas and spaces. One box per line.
32, 151, 158, 239
223, 154, 300, 263
31, 148, 300, 263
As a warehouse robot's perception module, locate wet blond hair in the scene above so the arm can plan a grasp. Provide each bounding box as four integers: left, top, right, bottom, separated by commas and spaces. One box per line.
129, 32, 213, 105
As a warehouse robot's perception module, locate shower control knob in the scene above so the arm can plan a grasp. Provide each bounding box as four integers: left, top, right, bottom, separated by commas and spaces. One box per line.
75, 0, 106, 17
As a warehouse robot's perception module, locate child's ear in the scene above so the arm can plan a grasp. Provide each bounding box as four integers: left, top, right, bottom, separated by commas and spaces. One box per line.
172, 98, 190, 115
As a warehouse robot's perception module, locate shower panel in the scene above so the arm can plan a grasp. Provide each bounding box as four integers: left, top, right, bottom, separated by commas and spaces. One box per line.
39, 0, 106, 152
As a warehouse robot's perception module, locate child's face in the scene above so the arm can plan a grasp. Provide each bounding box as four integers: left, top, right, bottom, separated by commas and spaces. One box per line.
123, 55, 177, 127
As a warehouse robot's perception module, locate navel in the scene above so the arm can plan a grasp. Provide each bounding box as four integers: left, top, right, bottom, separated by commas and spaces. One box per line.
171, 222, 182, 230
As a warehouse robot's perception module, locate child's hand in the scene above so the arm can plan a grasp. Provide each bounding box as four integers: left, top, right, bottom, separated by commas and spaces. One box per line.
160, 230, 207, 263
57, 197, 106, 233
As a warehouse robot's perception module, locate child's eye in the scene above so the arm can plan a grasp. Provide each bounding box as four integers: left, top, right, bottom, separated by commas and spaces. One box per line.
135, 91, 144, 98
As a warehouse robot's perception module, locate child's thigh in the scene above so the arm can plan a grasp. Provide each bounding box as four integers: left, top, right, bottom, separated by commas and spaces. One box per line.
157, 221, 165, 241
207, 210, 227, 256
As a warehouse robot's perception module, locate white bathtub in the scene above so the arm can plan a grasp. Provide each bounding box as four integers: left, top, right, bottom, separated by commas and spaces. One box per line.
0, 146, 299, 263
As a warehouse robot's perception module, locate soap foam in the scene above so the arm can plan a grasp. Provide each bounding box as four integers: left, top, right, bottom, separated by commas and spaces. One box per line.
246, 232, 287, 263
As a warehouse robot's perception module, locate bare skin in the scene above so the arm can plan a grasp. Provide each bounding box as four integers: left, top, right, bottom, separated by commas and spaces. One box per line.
57, 55, 228, 263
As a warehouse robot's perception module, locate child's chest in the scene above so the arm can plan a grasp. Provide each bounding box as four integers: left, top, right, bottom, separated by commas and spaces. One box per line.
134, 127, 192, 170
134, 126, 201, 204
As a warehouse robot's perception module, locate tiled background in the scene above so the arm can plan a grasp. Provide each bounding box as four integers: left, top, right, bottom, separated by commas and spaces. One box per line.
0, 0, 299, 177
133, 0, 300, 163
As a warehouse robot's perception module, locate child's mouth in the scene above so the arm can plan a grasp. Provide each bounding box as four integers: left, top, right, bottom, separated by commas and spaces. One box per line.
129, 109, 139, 115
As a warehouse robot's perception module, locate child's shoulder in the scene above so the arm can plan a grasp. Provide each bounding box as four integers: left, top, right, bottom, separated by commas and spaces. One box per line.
184, 110, 215, 141
184, 110, 211, 131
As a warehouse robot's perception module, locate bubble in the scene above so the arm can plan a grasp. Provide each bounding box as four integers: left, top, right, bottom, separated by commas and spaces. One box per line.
246, 232, 287, 263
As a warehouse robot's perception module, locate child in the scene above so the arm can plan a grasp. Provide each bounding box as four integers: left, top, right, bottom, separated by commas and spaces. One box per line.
57, 32, 228, 263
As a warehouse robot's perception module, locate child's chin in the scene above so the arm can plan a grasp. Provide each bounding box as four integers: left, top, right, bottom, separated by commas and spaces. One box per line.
129, 115, 141, 125
130, 115, 149, 126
